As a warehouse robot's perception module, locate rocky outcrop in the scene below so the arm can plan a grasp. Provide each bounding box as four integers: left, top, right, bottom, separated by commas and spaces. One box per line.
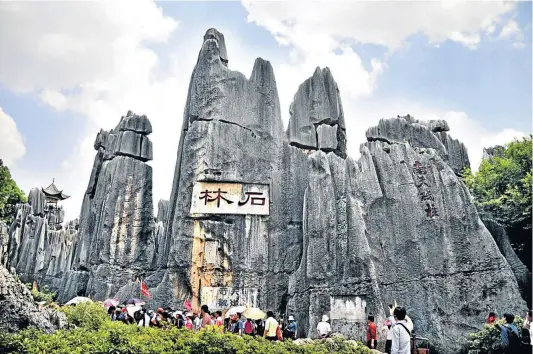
6, 188, 78, 292
64, 111, 155, 301
482, 218, 531, 304
0, 264, 66, 333
366, 115, 470, 175
287, 67, 346, 158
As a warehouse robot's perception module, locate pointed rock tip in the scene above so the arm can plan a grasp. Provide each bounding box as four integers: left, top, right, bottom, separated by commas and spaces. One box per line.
203, 28, 228, 63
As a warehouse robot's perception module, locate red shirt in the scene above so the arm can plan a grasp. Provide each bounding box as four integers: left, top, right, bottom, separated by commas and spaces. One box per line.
367, 322, 378, 341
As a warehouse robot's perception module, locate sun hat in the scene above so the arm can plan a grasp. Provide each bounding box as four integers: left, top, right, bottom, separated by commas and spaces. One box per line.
322, 315, 329, 322
288, 315, 295, 321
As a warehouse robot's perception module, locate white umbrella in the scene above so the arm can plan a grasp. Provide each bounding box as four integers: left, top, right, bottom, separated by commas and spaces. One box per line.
65, 296, 93, 306
125, 305, 142, 317
225, 306, 247, 318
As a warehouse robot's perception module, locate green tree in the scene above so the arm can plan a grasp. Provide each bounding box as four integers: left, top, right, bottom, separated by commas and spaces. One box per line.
0, 159, 27, 224
464, 135, 532, 266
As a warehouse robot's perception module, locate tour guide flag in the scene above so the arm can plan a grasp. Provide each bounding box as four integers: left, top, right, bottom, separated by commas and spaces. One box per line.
184, 297, 192, 311
141, 280, 152, 298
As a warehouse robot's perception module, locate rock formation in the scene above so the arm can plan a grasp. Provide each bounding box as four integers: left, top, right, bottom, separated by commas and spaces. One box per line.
62, 111, 155, 301
6, 187, 78, 292
3, 28, 528, 353
0, 264, 66, 333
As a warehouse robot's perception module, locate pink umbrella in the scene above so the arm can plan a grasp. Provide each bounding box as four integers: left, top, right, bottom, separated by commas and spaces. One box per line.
103, 298, 119, 308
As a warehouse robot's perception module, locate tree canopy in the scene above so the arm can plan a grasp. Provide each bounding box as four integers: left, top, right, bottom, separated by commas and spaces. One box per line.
464, 135, 532, 265
0, 159, 27, 224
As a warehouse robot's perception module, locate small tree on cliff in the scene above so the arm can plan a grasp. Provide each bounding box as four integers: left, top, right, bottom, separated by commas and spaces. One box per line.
463, 135, 532, 268
0, 159, 27, 224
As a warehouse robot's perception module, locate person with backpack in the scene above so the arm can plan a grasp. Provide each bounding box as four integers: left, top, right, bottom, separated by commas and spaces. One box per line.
391, 306, 411, 354
496, 313, 520, 354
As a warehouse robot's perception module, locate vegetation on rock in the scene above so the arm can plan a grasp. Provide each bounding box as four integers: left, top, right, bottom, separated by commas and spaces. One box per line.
25, 283, 56, 305
464, 135, 532, 266
0, 159, 27, 224
461, 316, 525, 354
0, 303, 372, 354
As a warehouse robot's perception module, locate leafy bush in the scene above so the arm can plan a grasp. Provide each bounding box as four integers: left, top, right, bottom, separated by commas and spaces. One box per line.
0, 321, 372, 354
461, 316, 525, 354
25, 283, 56, 304
59, 302, 111, 330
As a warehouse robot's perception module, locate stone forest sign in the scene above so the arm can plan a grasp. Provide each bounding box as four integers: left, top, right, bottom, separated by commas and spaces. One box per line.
190, 182, 270, 216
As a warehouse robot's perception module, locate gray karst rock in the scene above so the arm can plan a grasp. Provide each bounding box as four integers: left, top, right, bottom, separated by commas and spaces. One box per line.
3, 28, 527, 352
482, 218, 531, 304
287, 67, 346, 158
6, 188, 79, 292
0, 263, 66, 333
0, 222, 8, 266
65, 111, 155, 301
482, 145, 505, 160
366, 116, 470, 175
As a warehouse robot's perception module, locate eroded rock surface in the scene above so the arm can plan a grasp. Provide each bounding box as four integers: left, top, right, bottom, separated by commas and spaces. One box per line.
0, 264, 66, 333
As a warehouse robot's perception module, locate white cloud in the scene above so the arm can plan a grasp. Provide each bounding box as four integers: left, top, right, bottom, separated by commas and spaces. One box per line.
498, 19, 525, 48
0, 1, 182, 221
242, 1, 517, 51
0, 107, 26, 167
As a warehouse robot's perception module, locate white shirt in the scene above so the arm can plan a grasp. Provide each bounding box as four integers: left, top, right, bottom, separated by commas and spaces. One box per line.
391, 320, 411, 354
405, 316, 414, 332
316, 321, 332, 337
137, 313, 150, 327
384, 316, 395, 340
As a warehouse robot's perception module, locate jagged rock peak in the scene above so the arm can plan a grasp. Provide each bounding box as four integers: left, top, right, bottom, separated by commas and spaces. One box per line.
365, 115, 470, 175
287, 67, 347, 158
185, 29, 283, 137
92, 111, 153, 162
28, 187, 46, 216
116, 110, 152, 135
203, 28, 228, 65
483, 145, 505, 160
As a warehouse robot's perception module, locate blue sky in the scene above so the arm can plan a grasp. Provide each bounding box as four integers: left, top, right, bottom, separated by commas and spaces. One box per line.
0, 1, 531, 220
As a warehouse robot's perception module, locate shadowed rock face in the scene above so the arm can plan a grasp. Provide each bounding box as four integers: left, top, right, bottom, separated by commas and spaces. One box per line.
0, 264, 66, 333
63, 111, 155, 301
6, 188, 78, 292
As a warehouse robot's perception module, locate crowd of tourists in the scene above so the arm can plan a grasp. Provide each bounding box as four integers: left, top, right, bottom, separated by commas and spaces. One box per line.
104, 301, 533, 354
105, 304, 298, 340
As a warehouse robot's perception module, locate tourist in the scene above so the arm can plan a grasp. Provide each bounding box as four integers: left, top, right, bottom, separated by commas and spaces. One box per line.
367, 315, 378, 349
316, 315, 332, 339
117, 308, 128, 324
496, 313, 520, 353
255, 319, 265, 337
263, 311, 279, 341
193, 313, 201, 330
487, 311, 497, 324
175, 311, 185, 329
107, 305, 116, 320
523, 310, 532, 345
113, 309, 121, 322
236, 312, 245, 335
243, 317, 254, 336
284, 315, 297, 339
136, 308, 150, 327
215, 311, 224, 332
185, 313, 194, 330
382, 317, 393, 354
391, 306, 411, 354
200, 304, 213, 328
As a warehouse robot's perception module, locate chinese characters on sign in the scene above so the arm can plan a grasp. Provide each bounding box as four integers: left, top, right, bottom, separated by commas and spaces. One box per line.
190, 182, 269, 215
412, 161, 439, 218
200, 287, 258, 310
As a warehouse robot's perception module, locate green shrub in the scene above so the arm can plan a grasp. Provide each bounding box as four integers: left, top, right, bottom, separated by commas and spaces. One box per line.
0, 321, 372, 354
59, 302, 110, 330
24, 283, 56, 304
462, 316, 525, 354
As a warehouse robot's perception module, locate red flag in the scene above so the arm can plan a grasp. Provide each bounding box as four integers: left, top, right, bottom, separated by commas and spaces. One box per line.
184, 297, 192, 310
141, 280, 152, 298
